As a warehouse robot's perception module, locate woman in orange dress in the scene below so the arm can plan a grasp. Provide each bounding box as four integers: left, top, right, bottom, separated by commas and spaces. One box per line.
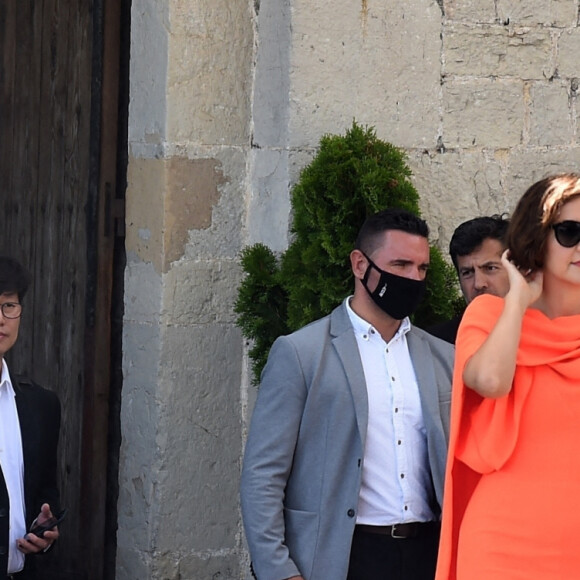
436, 173, 580, 580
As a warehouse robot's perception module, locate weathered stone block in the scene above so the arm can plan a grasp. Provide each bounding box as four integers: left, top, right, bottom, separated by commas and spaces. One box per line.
443, 0, 496, 22
126, 156, 228, 273
118, 321, 163, 554
506, 149, 580, 208
497, 0, 578, 27
164, 157, 226, 265
288, 0, 442, 149
176, 551, 241, 579
252, 0, 292, 148
124, 260, 163, 324
166, 0, 253, 144
126, 157, 166, 274
169, 0, 247, 36
444, 24, 554, 79
129, 0, 169, 144
150, 555, 178, 580
163, 259, 242, 325
183, 148, 246, 259
115, 546, 153, 580
155, 323, 242, 552
575, 88, 580, 132
247, 149, 291, 251
410, 150, 505, 250
528, 81, 573, 147
558, 29, 580, 79
443, 79, 524, 147
288, 149, 317, 187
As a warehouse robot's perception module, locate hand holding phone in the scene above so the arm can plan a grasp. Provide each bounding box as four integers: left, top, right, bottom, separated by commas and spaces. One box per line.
29, 509, 67, 539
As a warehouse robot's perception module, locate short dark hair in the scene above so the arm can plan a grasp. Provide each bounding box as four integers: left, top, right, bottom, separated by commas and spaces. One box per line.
355, 208, 429, 256
507, 173, 580, 271
0, 256, 32, 300
449, 215, 509, 271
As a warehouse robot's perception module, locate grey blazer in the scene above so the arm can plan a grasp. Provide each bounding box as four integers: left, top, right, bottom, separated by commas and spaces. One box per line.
240, 301, 453, 580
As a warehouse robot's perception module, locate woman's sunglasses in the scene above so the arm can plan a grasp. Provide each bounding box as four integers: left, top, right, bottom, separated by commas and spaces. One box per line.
552, 220, 580, 247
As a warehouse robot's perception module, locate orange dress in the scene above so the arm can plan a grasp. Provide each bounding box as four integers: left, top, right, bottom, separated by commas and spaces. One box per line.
436, 294, 580, 580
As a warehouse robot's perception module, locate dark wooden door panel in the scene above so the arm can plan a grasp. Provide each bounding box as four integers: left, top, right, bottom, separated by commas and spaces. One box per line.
1, 1, 122, 578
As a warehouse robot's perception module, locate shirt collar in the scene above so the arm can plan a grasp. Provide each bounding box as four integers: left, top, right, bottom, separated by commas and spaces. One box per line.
0, 360, 15, 399
345, 296, 411, 341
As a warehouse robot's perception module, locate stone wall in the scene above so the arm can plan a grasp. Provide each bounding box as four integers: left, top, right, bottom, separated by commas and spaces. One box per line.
414, 0, 580, 249
253, 0, 580, 253
118, 0, 253, 578
119, 0, 580, 578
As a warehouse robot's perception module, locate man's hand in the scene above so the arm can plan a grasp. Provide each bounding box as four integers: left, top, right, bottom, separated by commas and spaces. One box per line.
17, 503, 59, 554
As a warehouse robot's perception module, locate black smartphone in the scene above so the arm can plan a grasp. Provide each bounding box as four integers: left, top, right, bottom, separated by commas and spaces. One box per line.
28, 509, 67, 538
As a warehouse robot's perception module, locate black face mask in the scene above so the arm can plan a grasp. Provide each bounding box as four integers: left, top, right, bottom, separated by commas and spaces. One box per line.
360, 253, 426, 320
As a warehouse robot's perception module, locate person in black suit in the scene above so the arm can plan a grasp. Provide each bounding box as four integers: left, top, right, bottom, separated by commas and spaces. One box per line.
427, 215, 510, 344
0, 256, 61, 578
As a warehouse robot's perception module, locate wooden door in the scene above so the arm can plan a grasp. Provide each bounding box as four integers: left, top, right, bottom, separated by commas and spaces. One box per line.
0, 0, 126, 578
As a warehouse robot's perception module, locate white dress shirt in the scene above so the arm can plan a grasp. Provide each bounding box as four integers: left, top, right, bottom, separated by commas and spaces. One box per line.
346, 298, 436, 524
0, 360, 26, 573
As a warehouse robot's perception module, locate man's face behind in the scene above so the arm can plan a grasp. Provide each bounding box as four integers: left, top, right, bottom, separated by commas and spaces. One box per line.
456, 238, 510, 303
0, 292, 21, 360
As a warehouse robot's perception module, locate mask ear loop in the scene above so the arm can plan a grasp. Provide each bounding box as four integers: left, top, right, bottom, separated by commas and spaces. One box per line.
361, 252, 380, 286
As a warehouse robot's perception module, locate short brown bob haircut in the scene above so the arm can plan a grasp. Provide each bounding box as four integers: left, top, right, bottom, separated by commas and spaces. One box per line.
506, 173, 580, 271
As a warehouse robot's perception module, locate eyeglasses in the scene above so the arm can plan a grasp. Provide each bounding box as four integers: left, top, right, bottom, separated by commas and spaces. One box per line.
0, 302, 22, 319
552, 221, 580, 248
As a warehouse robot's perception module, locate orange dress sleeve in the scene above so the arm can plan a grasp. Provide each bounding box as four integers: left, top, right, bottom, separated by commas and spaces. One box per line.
435, 295, 533, 580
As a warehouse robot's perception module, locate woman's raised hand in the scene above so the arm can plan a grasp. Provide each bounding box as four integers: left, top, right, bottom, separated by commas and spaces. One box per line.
501, 249, 543, 310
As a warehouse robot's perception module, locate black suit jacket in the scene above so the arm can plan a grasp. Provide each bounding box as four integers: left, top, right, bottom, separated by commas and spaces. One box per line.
0, 374, 61, 577
425, 313, 463, 345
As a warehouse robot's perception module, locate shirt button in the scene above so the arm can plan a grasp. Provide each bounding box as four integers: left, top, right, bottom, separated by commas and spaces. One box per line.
394, 408, 399, 413
391, 376, 395, 381
398, 440, 402, 445
347, 509, 355, 518
404, 506, 408, 511
400, 473, 405, 479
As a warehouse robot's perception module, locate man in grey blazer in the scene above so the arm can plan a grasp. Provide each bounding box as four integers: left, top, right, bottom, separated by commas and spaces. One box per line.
241, 209, 453, 580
